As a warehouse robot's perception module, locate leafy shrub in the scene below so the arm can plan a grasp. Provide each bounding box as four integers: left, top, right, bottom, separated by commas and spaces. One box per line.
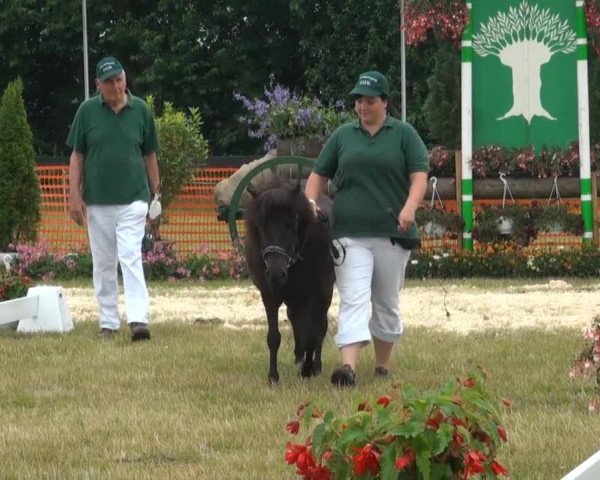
0, 78, 41, 250
143, 241, 191, 281
147, 97, 209, 213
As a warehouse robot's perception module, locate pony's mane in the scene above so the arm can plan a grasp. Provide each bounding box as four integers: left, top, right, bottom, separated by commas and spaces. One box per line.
246, 177, 312, 227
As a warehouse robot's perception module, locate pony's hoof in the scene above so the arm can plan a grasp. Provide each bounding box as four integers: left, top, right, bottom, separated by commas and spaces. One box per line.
268, 374, 280, 385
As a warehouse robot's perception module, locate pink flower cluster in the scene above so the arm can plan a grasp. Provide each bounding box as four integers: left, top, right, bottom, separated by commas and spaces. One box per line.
404, 1, 468, 45
570, 315, 600, 412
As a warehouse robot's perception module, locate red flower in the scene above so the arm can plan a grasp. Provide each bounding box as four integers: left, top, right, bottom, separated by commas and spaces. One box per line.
464, 450, 487, 476
426, 410, 444, 430
376, 395, 392, 407
322, 450, 333, 461
285, 442, 316, 475
490, 460, 509, 476
497, 425, 508, 442
395, 449, 415, 471
459, 376, 476, 388
308, 465, 333, 480
351, 443, 381, 476
452, 430, 464, 447
451, 417, 465, 428
286, 420, 300, 435
502, 398, 512, 407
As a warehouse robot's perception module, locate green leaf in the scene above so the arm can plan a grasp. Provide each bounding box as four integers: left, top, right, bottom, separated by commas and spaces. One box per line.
379, 444, 400, 480
432, 423, 453, 456
414, 434, 432, 480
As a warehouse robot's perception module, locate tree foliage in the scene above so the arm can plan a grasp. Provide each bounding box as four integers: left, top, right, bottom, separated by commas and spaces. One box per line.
0, 0, 441, 156
147, 96, 209, 213
0, 78, 41, 249
423, 42, 461, 148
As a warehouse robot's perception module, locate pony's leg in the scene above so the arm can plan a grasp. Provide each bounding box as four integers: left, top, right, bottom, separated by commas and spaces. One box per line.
312, 291, 333, 376
264, 298, 281, 384
287, 306, 305, 364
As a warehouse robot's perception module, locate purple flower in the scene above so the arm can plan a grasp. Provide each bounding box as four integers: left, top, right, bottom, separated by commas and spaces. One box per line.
296, 108, 313, 127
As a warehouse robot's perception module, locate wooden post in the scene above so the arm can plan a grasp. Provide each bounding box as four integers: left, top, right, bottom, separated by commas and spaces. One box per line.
455, 150, 463, 251
592, 172, 598, 246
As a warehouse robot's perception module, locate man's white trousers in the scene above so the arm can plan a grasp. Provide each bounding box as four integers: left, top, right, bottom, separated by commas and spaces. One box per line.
87, 201, 149, 330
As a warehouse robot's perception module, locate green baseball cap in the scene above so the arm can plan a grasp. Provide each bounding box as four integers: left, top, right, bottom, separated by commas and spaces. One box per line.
349, 71, 390, 97
96, 56, 124, 81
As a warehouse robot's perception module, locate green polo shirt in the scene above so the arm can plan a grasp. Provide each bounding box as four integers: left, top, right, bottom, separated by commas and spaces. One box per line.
313, 116, 429, 241
66, 91, 159, 205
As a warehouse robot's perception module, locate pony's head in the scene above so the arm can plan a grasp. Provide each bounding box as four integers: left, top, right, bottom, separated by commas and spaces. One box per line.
245, 179, 312, 290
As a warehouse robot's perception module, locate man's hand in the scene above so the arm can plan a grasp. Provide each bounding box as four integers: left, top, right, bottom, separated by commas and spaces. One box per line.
68, 193, 86, 226
149, 193, 162, 221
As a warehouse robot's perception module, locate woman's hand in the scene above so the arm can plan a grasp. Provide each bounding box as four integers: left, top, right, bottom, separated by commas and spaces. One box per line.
397, 205, 416, 232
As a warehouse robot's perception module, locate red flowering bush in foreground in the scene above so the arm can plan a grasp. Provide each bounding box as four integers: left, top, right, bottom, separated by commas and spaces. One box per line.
285, 368, 509, 479
570, 315, 600, 412
0, 273, 31, 302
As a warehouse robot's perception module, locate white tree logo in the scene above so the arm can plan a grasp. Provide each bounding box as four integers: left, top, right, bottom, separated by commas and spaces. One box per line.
473, 1, 576, 123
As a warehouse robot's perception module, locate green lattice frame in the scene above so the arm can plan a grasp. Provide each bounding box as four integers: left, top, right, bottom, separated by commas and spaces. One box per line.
227, 156, 316, 242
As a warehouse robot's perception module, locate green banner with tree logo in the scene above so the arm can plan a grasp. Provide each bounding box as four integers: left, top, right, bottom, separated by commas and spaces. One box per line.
472, 0, 578, 151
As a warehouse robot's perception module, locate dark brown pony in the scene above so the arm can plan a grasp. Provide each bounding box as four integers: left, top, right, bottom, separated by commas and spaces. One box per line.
244, 178, 334, 383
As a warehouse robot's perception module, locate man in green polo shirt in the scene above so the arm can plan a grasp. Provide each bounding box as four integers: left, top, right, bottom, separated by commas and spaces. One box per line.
66, 56, 160, 342
305, 70, 429, 386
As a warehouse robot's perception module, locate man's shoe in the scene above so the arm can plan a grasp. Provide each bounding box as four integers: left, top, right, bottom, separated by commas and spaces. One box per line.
129, 322, 151, 342
374, 366, 390, 379
99, 328, 117, 340
331, 364, 356, 387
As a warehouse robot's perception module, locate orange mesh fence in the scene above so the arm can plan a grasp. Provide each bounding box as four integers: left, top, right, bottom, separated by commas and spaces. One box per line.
36, 166, 241, 256
37, 166, 587, 256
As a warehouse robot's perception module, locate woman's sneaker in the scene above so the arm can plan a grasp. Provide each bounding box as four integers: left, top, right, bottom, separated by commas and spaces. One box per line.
374, 366, 389, 379
330, 364, 356, 387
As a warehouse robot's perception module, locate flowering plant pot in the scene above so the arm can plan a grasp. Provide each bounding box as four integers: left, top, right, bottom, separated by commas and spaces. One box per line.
529, 202, 584, 236
285, 369, 509, 479
416, 207, 464, 239
276, 137, 324, 158
234, 79, 353, 151
473, 204, 536, 246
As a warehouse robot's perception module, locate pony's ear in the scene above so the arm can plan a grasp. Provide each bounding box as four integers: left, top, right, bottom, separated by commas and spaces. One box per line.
247, 184, 259, 198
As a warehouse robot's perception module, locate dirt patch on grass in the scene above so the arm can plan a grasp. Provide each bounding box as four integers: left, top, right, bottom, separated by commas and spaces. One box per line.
64, 279, 600, 334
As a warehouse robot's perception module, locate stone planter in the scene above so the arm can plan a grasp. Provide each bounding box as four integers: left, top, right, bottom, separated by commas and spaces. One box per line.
276, 137, 324, 158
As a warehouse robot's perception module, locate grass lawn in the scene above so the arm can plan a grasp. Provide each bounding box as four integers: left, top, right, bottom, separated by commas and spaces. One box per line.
1, 281, 599, 479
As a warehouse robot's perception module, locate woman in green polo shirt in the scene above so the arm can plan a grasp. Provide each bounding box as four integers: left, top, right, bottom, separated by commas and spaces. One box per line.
305, 71, 429, 386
